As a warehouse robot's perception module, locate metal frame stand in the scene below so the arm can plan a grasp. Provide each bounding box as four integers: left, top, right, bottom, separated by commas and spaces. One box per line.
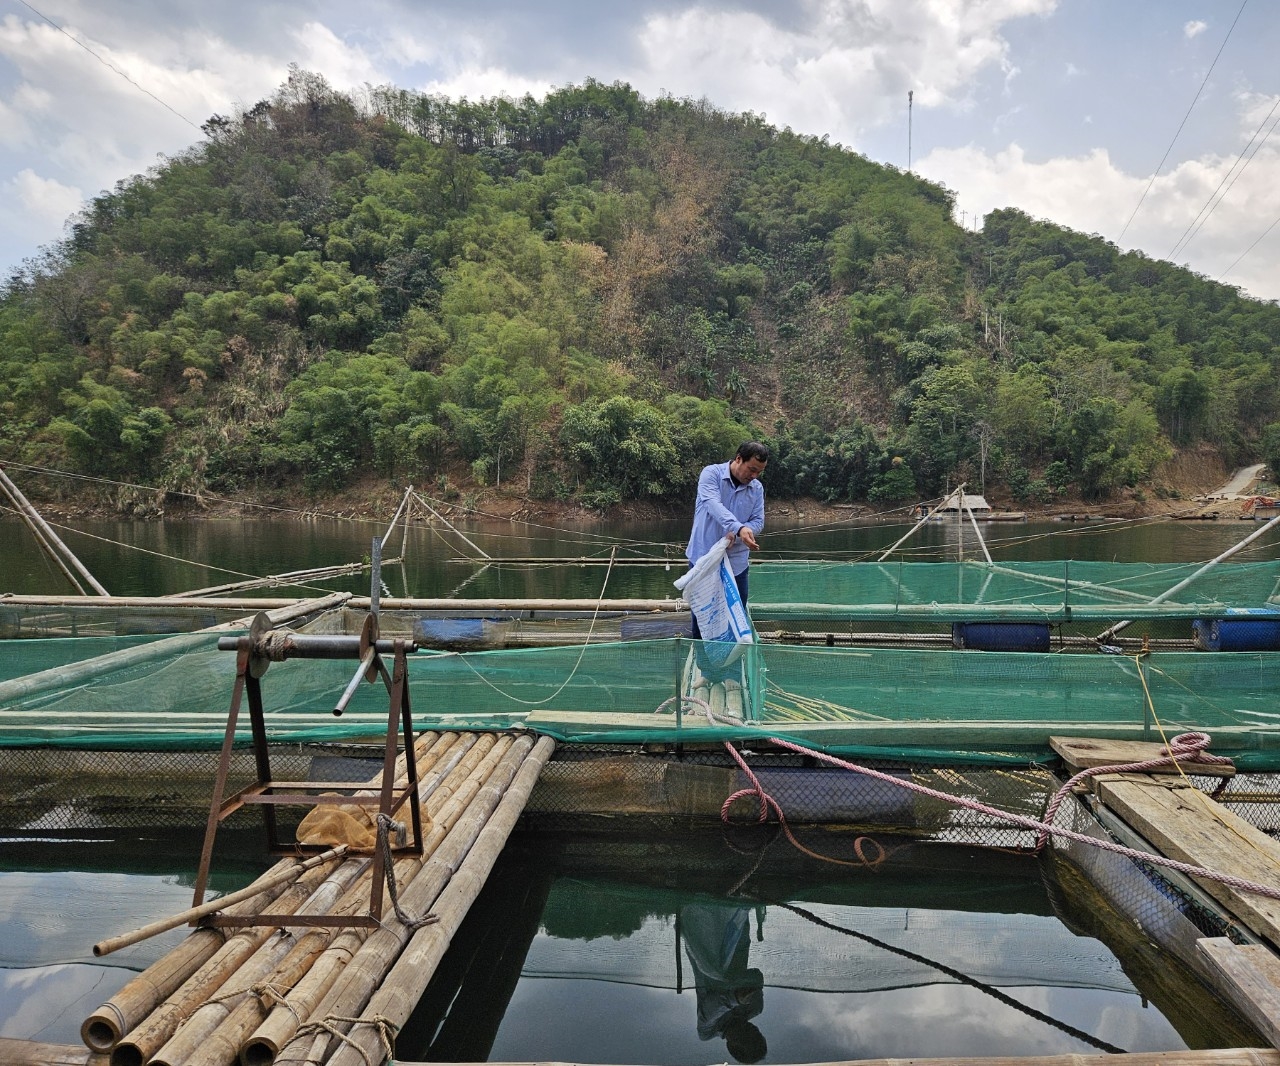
191, 611, 424, 929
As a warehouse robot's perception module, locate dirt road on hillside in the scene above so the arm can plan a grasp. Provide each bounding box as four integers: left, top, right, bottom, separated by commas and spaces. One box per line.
1202, 463, 1267, 501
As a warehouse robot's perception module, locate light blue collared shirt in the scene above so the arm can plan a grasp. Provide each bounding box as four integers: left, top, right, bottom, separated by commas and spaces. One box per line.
685, 461, 765, 576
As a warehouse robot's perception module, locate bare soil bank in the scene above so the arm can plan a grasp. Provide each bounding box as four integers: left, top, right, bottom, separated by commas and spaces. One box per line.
12, 447, 1255, 526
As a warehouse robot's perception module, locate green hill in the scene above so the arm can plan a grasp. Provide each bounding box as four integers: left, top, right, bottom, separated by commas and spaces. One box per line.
3, 68, 1278, 513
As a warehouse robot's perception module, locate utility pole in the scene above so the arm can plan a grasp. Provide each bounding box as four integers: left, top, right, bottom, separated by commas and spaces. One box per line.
907, 90, 913, 173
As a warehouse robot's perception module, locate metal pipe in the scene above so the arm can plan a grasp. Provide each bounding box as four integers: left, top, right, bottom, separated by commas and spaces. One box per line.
214, 633, 416, 657
332, 646, 378, 716
1096, 511, 1280, 642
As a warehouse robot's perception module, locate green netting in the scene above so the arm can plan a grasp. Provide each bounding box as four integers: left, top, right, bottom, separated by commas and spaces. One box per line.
748, 560, 1280, 621
3, 630, 1279, 767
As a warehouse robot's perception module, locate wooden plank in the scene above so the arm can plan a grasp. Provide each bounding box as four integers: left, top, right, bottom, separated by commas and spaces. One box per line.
520, 713, 1277, 750
1197, 937, 1280, 1049
1096, 776, 1280, 948
1051, 736, 1236, 777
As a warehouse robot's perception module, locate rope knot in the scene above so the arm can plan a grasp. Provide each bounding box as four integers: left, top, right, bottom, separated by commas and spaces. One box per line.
1164, 731, 1232, 765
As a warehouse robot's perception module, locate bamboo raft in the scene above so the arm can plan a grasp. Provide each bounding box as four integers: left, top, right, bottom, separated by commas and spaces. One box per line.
62, 728, 554, 1066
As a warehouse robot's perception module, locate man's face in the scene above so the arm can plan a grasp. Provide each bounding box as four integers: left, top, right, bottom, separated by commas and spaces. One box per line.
731, 456, 767, 483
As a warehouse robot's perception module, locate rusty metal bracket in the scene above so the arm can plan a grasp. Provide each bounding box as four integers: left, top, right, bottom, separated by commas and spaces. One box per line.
191, 612, 424, 929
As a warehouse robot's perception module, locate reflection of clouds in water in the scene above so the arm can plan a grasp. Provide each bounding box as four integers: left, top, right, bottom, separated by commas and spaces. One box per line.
764, 983, 1184, 1060
0, 962, 121, 1043
1, 871, 191, 969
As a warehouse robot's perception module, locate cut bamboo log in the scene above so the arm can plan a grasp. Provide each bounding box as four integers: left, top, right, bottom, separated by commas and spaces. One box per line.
110, 859, 366, 1066
271, 736, 545, 1066
323, 736, 556, 1066
178, 932, 333, 1066
101, 729, 447, 1064
83, 872, 298, 1053
148, 849, 373, 1066
237, 734, 501, 1066
246, 736, 518, 1066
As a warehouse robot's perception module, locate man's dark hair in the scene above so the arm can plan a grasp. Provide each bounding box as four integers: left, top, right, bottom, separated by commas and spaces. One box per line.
736, 441, 770, 463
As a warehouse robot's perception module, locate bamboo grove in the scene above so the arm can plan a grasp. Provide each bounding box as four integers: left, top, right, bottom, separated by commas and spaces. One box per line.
3, 68, 1280, 511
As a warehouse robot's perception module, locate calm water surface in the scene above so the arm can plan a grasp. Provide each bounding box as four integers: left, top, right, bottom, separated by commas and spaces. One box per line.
3, 511, 1277, 1059
5, 512, 1280, 599
1, 824, 1244, 1061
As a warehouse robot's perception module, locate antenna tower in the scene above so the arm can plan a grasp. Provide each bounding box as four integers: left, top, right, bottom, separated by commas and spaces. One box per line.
908, 90, 913, 173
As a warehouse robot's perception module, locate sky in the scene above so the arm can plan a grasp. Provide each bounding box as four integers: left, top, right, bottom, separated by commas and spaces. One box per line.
2, 0, 1279, 301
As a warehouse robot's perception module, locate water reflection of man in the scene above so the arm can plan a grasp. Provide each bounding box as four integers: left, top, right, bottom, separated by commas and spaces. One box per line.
679, 903, 767, 1064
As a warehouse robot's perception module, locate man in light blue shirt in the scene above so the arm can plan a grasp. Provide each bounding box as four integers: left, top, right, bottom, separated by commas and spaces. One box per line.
685, 441, 768, 638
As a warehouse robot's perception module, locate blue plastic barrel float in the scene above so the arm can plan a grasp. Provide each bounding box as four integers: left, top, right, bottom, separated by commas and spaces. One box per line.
951, 621, 1051, 651
1192, 610, 1280, 651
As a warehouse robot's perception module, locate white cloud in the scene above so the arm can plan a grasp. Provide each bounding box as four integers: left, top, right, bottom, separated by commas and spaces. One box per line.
916, 138, 1280, 300
1184, 19, 1208, 39
13, 168, 83, 221
0, 169, 83, 264
626, 0, 1058, 151
291, 21, 384, 89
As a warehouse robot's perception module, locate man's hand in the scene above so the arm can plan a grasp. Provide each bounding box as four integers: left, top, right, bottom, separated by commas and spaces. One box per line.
738, 526, 759, 550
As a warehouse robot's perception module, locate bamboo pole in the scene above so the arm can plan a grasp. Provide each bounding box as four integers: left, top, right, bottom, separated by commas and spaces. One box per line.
0, 596, 327, 610
225, 737, 509, 1066
356, 596, 682, 611
82, 873, 297, 1054
323, 736, 556, 1066
877, 484, 965, 561
98, 729, 442, 1061
93, 847, 349, 957
1097, 511, 1280, 642
0, 465, 111, 594
271, 736, 543, 1066
411, 492, 490, 560
107, 860, 353, 1066
167, 566, 368, 599
181, 931, 332, 1066
243, 736, 514, 1066
380, 486, 414, 553
0, 593, 350, 706
0, 475, 88, 594
144, 854, 372, 1066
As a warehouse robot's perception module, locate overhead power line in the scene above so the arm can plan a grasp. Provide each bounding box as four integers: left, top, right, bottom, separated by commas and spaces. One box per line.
1167, 94, 1280, 261
1218, 214, 1280, 285
1117, 0, 1248, 244
17, 0, 200, 130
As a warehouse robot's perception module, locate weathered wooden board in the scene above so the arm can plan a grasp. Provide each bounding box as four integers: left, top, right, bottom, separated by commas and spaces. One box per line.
1197, 936, 1280, 1049
1051, 735, 1237, 777
1096, 776, 1280, 948
522, 714, 1274, 749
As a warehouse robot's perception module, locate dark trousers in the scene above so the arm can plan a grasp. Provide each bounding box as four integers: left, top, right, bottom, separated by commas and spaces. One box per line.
690, 566, 749, 640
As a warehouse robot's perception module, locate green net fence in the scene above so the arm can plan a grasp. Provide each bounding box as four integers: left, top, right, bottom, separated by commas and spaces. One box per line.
748, 559, 1280, 621
2, 630, 1279, 767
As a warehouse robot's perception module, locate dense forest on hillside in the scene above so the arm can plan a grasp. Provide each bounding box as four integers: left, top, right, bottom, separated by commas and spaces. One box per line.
3, 68, 1280, 514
